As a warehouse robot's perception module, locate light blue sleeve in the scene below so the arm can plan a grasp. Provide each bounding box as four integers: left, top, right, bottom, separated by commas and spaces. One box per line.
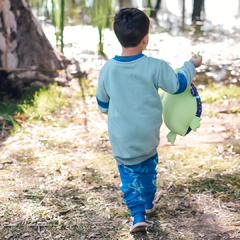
176, 60, 196, 93
96, 71, 109, 115
156, 60, 196, 94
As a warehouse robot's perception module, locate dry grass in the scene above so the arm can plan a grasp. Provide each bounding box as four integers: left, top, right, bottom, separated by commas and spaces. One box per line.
0, 79, 240, 239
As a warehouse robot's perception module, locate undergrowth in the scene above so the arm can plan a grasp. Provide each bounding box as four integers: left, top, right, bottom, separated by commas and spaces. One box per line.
199, 82, 240, 103
19, 83, 66, 120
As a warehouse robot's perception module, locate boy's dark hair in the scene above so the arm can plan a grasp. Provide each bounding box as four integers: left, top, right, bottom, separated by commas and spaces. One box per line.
114, 8, 150, 48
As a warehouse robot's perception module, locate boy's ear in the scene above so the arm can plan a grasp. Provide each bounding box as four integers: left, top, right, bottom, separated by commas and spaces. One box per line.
142, 34, 149, 44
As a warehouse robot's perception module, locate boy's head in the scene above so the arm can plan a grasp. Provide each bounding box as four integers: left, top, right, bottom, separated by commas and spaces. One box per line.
114, 8, 150, 48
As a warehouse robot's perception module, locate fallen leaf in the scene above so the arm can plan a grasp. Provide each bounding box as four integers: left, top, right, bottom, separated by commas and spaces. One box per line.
21, 233, 31, 238
88, 232, 101, 238
67, 171, 74, 181
6, 232, 13, 239
87, 196, 94, 202
15, 113, 27, 121
88, 185, 101, 190
121, 219, 128, 226
232, 222, 240, 226
198, 233, 205, 237
59, 209, 71, 215
54, 235, 63, 239
72, 118, 85, 124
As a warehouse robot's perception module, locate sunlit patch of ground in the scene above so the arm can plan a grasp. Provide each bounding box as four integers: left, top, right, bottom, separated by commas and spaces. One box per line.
0, 77, 240, 239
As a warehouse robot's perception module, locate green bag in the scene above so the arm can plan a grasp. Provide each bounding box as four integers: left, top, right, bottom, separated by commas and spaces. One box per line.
162, 83, 202, 144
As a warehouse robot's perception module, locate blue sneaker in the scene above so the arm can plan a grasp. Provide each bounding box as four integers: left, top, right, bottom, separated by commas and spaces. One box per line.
130, 213, 147, 233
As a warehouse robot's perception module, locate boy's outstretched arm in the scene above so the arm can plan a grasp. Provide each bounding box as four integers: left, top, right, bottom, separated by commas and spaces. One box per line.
157, 57, 197, 95
174, 53, 202, 94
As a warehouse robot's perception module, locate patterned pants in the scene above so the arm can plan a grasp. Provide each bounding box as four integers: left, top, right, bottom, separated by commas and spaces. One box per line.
118, 153, 158, 217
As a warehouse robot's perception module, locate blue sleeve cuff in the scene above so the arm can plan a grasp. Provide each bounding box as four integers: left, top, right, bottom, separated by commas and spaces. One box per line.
174, 72, 188, 94
96, 96, 109, 108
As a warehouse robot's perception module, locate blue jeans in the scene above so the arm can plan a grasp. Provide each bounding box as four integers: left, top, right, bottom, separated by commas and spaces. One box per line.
118, 153, 158, 217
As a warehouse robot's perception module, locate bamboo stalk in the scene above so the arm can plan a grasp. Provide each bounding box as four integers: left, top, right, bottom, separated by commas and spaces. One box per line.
60, 0, 65, 53
51, 0, 57, 45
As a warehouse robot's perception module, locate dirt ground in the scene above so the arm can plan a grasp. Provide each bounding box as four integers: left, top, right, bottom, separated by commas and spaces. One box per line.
1, 58, 240, 239
158, 105, 240, 240
0, 80, 240, 239
89, 96, 240, 239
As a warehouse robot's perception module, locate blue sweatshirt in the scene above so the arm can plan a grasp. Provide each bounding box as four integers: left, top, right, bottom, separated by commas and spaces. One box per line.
96, 53, 196, 165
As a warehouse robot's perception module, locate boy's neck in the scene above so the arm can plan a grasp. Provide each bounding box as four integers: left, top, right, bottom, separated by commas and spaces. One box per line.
121, 34, 148, 56
121, 45, 143, 57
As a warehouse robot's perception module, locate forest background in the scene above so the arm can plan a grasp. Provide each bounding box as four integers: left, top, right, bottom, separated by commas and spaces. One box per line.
0, 0, 240, 239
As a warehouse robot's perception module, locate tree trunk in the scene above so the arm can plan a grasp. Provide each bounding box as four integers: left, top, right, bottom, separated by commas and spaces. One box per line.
182, 0, 185, 29
192, 0, 203, 24
150, 0, 161, 19
0, 0, 75, 95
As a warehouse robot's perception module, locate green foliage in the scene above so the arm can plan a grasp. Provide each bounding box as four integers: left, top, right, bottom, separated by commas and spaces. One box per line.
87, 0, 116, 55
0, 102, 20, 117
0, 102, 22, 129
51, 0, 65, 52
29, 0, 65, 51
19, 83, 66, 120
200, 83, 240, 103
65, 0, 86, 26
0, 86, 46, 128
0, 114, 20, 130
78, 77, 97, 98
30, 0, 117, 54
29, 0, 48, 16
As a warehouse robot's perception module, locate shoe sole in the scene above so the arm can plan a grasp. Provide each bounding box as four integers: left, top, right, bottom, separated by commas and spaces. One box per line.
130, 222, 147, 233
130, 225, 146, 233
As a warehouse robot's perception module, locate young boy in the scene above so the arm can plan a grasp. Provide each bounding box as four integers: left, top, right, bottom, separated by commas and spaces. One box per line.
96, 8, 202, 233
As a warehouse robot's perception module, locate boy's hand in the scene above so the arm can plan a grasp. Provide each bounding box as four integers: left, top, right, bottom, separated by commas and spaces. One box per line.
191, 54, 202, 68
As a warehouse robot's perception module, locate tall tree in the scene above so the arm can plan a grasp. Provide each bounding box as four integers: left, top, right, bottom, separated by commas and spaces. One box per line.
182, 0, 186, 29
150, 0, 162, 19
192, 0, 203, 24
0, 0, 73, 93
